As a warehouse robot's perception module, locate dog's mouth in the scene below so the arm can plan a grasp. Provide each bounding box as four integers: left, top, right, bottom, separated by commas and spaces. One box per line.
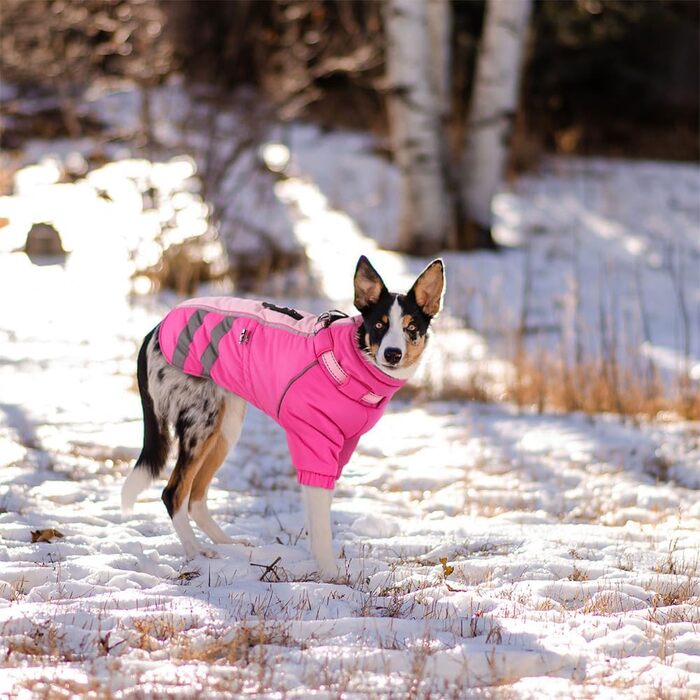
379, 360, 402, 370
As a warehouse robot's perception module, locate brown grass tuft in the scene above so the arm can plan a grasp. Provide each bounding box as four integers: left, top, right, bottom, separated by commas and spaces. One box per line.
507, 352, 700, 421
428, 349, 700, 422
174, 622, 292, 664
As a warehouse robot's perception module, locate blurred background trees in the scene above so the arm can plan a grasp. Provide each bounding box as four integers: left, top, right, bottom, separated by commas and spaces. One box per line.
1, 0, 173, 141
1, 0, 697, 254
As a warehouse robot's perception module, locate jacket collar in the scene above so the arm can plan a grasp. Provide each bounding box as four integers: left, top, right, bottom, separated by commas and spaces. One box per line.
313, 316, 406, 407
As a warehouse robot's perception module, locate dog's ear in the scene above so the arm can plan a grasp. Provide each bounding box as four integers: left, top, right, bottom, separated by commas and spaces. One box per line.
354, 256, 387, 310
409, 259, 445, 317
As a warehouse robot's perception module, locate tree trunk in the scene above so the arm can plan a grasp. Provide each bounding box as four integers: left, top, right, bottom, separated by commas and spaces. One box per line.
427, 0, 451, 117
140, 83, 155, 159
57, 79, 81, 140
461, 0, 532, 247
385, 0, 453, 254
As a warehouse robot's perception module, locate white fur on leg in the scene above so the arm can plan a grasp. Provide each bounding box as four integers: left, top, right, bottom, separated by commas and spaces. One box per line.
172, 497, 217, 559
121, 466, 153, 514
302, 485, 340, 581
220, 394, 246, 444
190, 497, 234, 544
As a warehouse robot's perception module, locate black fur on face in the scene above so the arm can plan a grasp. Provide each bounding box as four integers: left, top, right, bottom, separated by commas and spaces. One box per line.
353, 256, 439, 366
355, 291, 434, 362
357, 289, 395, 355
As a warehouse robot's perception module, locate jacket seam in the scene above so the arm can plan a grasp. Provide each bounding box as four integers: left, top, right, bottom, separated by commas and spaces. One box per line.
242, 324, 260, 407
276, 360, 319, 418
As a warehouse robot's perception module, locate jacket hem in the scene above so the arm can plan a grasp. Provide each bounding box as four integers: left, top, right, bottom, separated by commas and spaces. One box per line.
297, 470, 336, 490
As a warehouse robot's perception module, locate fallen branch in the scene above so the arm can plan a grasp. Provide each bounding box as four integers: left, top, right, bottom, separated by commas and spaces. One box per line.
251, 556, 283, 582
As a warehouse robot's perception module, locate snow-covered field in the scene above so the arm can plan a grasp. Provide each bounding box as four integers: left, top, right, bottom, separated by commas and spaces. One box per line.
1, 85, 699, 697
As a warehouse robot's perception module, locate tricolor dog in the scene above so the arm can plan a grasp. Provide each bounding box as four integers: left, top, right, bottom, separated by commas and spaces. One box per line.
121, 256, 445, 579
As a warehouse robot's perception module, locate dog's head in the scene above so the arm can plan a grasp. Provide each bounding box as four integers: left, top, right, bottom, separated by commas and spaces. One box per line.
353, 255, 445, 376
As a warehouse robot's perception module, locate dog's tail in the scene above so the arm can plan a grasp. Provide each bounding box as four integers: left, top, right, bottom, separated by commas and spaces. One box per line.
121, 327, 171, 514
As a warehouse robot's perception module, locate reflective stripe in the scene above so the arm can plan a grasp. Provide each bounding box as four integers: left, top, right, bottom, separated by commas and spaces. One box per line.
321, 350, 346, 384
319, 350, 384, 407
200, 316, 235, 376
361, 392, 383, 405
172, 309, 208, 369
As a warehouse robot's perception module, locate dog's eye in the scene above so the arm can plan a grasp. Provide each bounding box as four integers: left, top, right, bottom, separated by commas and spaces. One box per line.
374, 321, 384, 330
406, 324, 417, 332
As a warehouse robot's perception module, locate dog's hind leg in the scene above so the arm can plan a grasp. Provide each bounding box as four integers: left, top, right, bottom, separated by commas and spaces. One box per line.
189, 394, 247, 544
162, 403, 225, 559
122, 327, 171, 513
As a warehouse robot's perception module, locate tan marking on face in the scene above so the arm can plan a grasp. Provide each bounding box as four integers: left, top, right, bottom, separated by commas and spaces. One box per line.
364, 331, 379, 358
401, 314, 425, 367
382, 314, 389, 324
402, 333, 426, 366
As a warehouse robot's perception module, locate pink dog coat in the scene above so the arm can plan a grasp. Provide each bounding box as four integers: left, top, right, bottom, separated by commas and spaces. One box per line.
158, 297, 406, 489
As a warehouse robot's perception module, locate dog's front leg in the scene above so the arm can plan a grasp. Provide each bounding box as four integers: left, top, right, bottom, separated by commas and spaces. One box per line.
302, 485, 340, 581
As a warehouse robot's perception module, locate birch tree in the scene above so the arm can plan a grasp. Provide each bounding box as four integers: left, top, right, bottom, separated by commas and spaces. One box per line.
461, 0, 532, 246
385, 0, 453, 254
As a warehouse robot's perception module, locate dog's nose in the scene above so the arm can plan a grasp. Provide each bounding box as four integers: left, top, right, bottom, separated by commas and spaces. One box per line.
384, 347, 402, 365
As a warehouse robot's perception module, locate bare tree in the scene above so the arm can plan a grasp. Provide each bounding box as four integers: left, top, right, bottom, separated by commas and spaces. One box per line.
461, 0, 532, 248
384, 0, 454, 254
0, 0, 173, 141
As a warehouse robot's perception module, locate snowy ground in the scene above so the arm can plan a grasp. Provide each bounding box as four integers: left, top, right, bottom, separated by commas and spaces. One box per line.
1, 84, 700, 697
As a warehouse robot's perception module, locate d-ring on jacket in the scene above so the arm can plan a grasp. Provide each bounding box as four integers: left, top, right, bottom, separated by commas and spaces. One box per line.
158, 297, 406, 489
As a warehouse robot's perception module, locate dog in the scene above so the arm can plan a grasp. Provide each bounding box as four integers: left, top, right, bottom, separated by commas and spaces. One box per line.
121, 255, 445, 579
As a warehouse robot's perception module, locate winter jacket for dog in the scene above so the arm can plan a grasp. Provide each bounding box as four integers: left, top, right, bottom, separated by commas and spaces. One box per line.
158, 297, 406, 489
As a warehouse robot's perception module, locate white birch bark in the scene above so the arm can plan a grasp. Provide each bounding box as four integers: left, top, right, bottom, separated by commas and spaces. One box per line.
462, 0, 532, 232
385, 0, 451, 253
427, 0, 451, 118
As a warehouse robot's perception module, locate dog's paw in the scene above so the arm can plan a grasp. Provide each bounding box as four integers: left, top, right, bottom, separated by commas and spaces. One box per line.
209, 534, 236, 545
184, 546, 219, 561
317, 562, 346, 583
212, 535, 254, 547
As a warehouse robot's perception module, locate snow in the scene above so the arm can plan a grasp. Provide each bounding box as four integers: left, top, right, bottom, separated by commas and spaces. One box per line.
0, 83, 699, 696
285, 125, 700, 385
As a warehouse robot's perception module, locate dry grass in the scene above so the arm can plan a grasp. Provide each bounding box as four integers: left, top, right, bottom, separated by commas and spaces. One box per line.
18, 677, 112, 700
507, 351, 700, 421
579, 591, 621, 616
4, 623, 67, 661
173, 621, 293, 664
424, 348, 700, 422
653, 540, 699, 577
140, 236, 230, 296
568, 564, 589, 582
651, 578, 699, 609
